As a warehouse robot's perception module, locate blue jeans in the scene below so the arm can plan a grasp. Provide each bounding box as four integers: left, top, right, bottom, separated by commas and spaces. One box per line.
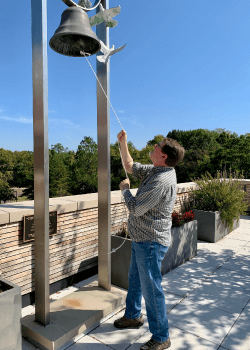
124, 241, 169, 343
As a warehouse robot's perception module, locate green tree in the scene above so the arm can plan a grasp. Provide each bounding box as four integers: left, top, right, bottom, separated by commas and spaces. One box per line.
51, 143, 69, 154
166, 129, 223, 183
12, 151, 34, 188
49, 150, 70, 197
70, 137, 98, 194
0, 176, 15, 203
0, 148, 16, 183
110, 141, 140, 190
210, 134, 250, 180
147, 135, 165, 146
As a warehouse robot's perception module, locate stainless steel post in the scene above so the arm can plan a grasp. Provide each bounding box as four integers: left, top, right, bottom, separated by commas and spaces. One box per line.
31, 0, 50, 325
96, 0, 111, 291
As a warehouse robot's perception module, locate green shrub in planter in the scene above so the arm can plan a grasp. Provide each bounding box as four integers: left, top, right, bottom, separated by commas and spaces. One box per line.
187, 169, 248, 232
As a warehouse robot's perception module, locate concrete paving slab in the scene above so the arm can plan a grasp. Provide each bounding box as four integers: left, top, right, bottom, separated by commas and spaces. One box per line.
215, 237, 248, 249
220, 302, 250, 350
235, 246, 250, 258
184, 280, 250, 316
221, 255, 250, 273
49, 286, 79, 302
206, 267, 250, 294
171, 260, 217, 280
74, 274, 98, 289
228, 231, 250, 242
197, 243, 241, 255
88, 309, 149, 350
190, 251, 232, 268
67, 334, 111, 350
168, 299, 238, 345
164, 293, 185, 313
22, 305, 35, 318
22, 338, 39, 350
127, 328, 219, 350
161, 270, 203, 298
237, 226, 250, 233
116, 293, 183, 317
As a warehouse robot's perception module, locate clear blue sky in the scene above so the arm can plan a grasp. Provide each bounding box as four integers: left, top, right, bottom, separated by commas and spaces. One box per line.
1, 0, 250, 152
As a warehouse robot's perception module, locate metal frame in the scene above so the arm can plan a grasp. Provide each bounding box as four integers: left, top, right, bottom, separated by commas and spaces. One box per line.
30, 0, 111, 327
96, 0, 111, 291
31, 0, 50, 326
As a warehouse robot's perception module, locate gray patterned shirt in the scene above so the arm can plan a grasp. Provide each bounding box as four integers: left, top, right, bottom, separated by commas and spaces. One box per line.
123, 162, 177, 247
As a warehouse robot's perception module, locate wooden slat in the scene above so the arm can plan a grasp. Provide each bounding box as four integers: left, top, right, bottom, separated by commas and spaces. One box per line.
3, 244, 98, 285
20, 259, 98, 295
5, 247, 98, 286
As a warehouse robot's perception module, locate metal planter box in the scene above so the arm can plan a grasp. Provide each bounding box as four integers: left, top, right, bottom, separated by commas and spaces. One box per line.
161, 220, 197, 276
0, 277, 22, 350
111, 235, 132, 290
111, 220, 197, 289
193, 209, 240, 243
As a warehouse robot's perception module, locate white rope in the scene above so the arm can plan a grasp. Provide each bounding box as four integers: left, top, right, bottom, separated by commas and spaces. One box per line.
83, 54, 129, 178
84, 54, 124, 130
82, 53, 129, 253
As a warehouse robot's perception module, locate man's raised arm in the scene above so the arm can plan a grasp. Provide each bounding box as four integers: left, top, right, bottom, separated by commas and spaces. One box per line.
117, 130, 134, 174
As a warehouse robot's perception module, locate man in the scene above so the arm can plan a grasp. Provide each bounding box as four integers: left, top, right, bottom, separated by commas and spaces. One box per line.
114, 130, 185, 350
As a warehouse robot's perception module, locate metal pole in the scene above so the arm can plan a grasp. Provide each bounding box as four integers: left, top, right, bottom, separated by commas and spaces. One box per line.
96, 0, 111, 291
31, 0, 50, 325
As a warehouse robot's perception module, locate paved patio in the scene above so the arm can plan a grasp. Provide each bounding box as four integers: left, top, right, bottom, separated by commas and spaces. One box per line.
22, 215, 250, 350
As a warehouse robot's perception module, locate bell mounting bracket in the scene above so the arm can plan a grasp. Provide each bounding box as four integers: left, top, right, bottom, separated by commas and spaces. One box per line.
62, 0, 102, 11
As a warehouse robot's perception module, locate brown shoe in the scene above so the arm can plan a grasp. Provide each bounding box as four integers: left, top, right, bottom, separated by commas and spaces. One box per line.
140, 337, 171, 350
114, 315, 144, 329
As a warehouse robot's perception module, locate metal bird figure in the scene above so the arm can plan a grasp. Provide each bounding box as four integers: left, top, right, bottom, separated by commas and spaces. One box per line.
97, 40, 126, 63
89, 4, 121, 28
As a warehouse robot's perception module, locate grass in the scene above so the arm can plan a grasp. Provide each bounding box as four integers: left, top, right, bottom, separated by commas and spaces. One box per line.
17, 196, 29, 202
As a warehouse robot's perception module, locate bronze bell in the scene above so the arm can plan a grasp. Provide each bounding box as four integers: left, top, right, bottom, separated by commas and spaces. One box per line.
49, 6, 101, 57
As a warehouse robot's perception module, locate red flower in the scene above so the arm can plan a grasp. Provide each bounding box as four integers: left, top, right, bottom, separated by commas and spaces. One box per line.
172, 210, 195, 227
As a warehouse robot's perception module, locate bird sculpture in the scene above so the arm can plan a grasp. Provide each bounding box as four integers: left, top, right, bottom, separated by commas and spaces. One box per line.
89, 3, 121, 28
97, 41, 126, 63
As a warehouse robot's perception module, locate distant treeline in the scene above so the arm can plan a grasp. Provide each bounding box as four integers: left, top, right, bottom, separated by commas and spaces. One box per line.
0, 128, 250, 202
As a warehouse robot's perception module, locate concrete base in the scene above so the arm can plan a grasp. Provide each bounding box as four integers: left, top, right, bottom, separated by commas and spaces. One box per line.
21, 280, 126, 350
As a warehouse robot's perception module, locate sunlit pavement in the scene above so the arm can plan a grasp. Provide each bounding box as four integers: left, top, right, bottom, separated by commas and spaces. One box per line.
22, 215, 250, 350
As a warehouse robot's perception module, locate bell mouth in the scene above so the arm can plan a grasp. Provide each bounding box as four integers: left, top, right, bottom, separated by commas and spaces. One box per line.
49, 33, 101, 57
49, 7, 101, 57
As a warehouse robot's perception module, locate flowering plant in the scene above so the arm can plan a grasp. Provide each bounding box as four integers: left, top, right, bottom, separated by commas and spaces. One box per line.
171, 210, 195, 228
115, 210, 195, 237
